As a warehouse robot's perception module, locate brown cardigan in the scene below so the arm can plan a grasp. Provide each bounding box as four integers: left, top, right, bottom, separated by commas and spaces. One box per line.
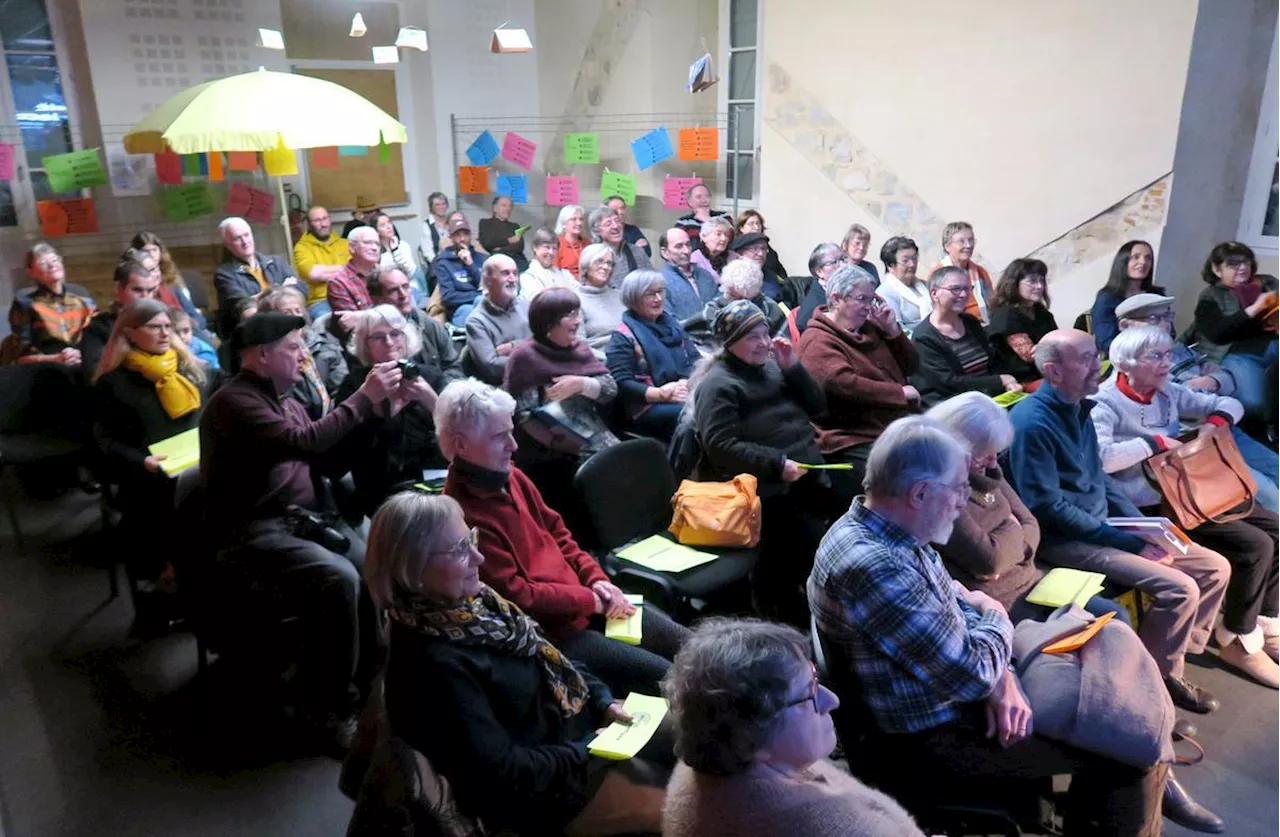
796, 309, 919, 453
936, 468, 1043, 608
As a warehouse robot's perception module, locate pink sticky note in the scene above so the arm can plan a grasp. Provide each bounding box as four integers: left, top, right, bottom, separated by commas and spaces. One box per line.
662, 176, 703, 210
244, 187, 276, 225
0, 143, 13, 182
501, 132, 537, 170
225, 181, 253, 217
545, 175, 579, 206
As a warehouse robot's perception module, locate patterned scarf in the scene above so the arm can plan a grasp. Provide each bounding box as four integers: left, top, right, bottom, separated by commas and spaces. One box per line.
299, 350, 332, 414
122, 349, 201, 418
390, 583, 589, 718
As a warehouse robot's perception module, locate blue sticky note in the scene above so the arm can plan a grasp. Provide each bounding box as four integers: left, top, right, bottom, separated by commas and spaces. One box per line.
632, 126, 674, 171
338, 146, 368, 157
466, 131, 501, 167
496, 173, 529, 205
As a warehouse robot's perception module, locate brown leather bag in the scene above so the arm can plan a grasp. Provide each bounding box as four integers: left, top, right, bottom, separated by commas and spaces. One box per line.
1143, 423, 1256, 530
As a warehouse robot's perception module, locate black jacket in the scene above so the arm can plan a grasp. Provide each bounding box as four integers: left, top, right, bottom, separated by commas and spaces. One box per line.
909, 313, 1005, 407
987, 303, 1058, 383
79, 307, 118, 379
405, 308, 466, 392
212, 254, 293, 337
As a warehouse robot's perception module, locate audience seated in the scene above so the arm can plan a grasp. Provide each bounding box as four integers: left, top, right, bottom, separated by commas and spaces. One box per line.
9, 242, 96, 367
728, 232, 796, 309
520, 227, 578, 302
660, 227, 719, 322
435, 379, 689, 695
695, 260, 786, 342
291, 206, 349, 318
170, 307, 220, 372
574, 244, 626, 352
81, 253, 164, 375
797, 264, 920, 505
662, 618, 923, 837
987, 257, 1058, 386
1090, 240, 1162, 353
478, 195, 529, 273
341, 197, 400, 240
1187, 241, 1278, 424
691, 300, 833, 626
605, 270, 700, 440
199, 312, 403, 750
555, 204, 589, 280
808, 416, 1173, 836
590, 205, 652, 289
606, 194, 651, 257
675, 182, 728, 242
460, 255, 530, 386
367, 266, 464, 393
504, 287, 619, 463
794, 242, 849, 335
417, 191, 451, 266
256, 286, 346, 420
1116, 292, 1279, 511
1092, 326, 1280, 687
1006, 329, 1228, 715
370, 211, 421, 297
932, 221, 994, 325
690, 215, 735, 281
876, 236, 931, 333
368, 492, 673, 837
839, 224, 880, 283
735, 210, 789, 279
910, 265, 1021, 407
213, 216, 296, 338
130, 231, 210, 336
433, 216, 488, 327
326, 226, 379, 318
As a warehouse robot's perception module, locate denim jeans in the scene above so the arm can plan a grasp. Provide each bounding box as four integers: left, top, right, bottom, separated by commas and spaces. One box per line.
1234, 425, 1280, 512
449, 302, 476, 328
1221, 341, 1279, 420
308, 300, 332, 319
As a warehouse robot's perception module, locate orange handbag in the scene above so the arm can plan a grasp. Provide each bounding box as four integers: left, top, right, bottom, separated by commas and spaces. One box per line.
1143, 423, 1256, 530
668, 474, 762, 548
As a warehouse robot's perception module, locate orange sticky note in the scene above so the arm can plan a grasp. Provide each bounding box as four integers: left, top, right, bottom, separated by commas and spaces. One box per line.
1042, 612, 1115, 655
459, 165, 489, 194
207, 151, 225, 181
227, 151, 258, 172
310, 146, 339, 169
263, 141, 298, 176
678, 127, 719, 161
37, 198, 99, 237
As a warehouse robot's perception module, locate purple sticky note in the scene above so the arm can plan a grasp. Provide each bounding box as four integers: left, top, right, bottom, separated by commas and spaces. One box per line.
501, 132, 537, 170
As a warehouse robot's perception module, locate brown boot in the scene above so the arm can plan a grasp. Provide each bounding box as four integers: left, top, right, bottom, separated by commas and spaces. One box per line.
1220, 639, 1280, 688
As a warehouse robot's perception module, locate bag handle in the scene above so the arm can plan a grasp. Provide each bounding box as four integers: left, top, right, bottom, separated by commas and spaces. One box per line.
1160, 431, 1255, 524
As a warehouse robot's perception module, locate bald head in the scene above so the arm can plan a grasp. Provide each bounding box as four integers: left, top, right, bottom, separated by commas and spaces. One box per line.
483, 254, 520, 306
1035, 328, 1102, 402
660, 228, 692, 271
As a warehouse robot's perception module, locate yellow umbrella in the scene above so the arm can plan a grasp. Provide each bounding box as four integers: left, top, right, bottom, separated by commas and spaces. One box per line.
123, 68, 408, 265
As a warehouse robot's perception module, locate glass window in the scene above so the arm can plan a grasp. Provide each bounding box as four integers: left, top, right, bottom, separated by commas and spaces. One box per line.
7, 53, 72, 170
729, 0, 757, 48
0, 181, 17, 227
0, 0, 55, 52
726, 153, 755, 201
729, 103, 755, 150
728, 50, 755, 101
1264, 159, 1278, 238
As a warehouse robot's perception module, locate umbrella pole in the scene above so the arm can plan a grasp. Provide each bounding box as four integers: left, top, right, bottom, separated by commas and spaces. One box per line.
277, 176, 297, 275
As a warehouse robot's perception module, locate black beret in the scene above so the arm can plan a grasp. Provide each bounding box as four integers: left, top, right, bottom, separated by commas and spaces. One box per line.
729, 231, 770, 253
231, 311, 306, 353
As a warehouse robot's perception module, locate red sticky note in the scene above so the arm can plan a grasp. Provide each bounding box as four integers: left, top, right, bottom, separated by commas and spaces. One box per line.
227, 151, 258, 172
310, 146, 339, 169
38, 198, 98, 237
207, 151, 225, 182
154, 150, 182, 185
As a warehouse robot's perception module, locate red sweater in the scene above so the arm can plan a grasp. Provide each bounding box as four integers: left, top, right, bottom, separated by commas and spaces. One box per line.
446, 465, 608, 638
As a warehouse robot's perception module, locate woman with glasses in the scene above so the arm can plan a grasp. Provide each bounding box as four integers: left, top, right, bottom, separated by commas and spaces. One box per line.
690, 215, 735, 281
1091, 325, 1280, 688
987, 258, 1059, 387
662, 617, 923, 837
798, 264, 920, 507
606, 270, 701, 440
876, 236, 931, 333
840, 223, 880, 283
910, 266, 1022, 408
368, 492, 675, 837
1090, 240, 1164, 353
574, 243, 626, 351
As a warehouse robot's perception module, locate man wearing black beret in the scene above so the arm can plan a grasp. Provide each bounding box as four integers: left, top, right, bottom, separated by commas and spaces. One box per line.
199, 312, 403, 752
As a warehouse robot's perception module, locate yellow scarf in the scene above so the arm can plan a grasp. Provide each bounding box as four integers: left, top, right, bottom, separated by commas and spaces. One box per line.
123, 349, 201, 419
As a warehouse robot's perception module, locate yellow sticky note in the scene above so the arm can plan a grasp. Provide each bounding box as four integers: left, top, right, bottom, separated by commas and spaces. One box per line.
605, 595, 643, 645
588, 693, 668, 760
263, 141, 298, 176
1025, 567, 1106, 609
148, 428, 200, 476
615, 535, 718, 573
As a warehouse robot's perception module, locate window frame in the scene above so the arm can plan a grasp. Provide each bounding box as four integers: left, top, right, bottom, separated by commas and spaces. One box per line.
718, 0, 764, 210
1238, 25, 1278, 256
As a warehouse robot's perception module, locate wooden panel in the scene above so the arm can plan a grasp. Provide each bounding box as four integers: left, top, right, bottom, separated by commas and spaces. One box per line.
294, 67, 408, 211
65, 244, 223, 313
280, 0, 399, 62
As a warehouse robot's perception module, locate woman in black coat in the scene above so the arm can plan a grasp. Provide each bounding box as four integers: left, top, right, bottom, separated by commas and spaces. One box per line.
986, 257, 1059, 385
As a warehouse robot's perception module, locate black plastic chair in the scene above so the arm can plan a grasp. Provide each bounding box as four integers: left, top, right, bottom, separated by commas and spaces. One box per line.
573, 437, 756, 621
181, 269, 209, 313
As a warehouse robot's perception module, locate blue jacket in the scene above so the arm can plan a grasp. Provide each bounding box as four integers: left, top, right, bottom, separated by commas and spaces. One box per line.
1005, 382, 1146, 554
661, 263, 719, 322
432, 247, 487, 312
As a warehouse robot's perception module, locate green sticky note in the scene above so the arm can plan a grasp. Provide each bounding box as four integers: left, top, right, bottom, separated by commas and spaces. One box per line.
148, 428, 200, 476
564, 132, 599, 164
600, 169, 637, 206
159, 182, 214, 222
42, 148, 107, 194
378, 138, 391, 163
514, 225, 530, 237
994, 390, 1030, 409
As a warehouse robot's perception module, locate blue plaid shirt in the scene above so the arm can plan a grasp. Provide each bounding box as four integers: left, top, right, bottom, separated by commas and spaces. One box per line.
808, 499, 1014, 734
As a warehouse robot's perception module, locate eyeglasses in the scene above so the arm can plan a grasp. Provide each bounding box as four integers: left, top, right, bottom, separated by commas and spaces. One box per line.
1139, 313, 1175, 324
1137, 350, 1174, 363
1019, 276, 1048, 286
36, 257, 62, 269
366, 329, 405, 344
1225, 256, 1252, 268
430, 526, 480, 564
938, 285, 972, 296
779, 661, 820, 713
642, 289, 665, 299
138, 322, 173, 334
929, 479, 971, 499
895, 255, 919, 266
844, 294, 878, 305
819, 255, 849, 269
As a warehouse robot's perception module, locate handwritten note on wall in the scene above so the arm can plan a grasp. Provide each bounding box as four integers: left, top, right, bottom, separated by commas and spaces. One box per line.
501, 132, 538, 170
496, 173, 529, 204
459, 166, 490, 194
662, 176, 703, 210
631, 127, 674, 171
38, 198, 98, 236
600, 169, 637, 205
466, 130, 500, 166
564, 133, 599, 165
545, 175, 579, 206
43, 149, 107, 193
678, 128, 720, 161
225, 181, 276, 225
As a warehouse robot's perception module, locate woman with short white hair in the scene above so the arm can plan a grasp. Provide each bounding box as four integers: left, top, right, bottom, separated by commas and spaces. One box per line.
1092, 326, 1280, 687
575, 243, 626, 350
698, 259, 785, 338
554, 204, 588, 280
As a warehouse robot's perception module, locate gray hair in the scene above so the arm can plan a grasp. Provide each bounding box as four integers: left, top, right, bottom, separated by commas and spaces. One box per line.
928, 264, 966, 291
926, 392, 1013, 456
218, 216, 248, 237
719, 259, 762, 300
620, 269, 666, 313
364, 492, 466, 609
703, 215, 736, 236
433, 378, 517, 461
825, 264, 878, 300
348, 225, 378, 245
1108, 325, 1173, 373
553, 204, 584, 236
807, 242, 844, 275
578, 243, 615, 278
661, 617, 811, 776
587, 205, 618, 241
348, 303, 423, 366
483, 253, 517, 281
864, 416, 970, 499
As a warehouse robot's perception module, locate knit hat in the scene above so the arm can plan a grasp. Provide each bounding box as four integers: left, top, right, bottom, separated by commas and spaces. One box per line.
448, 216, 471, 234
1114, 293, 1176, 320
231, 312, 306, 353
714, 299, 767, 347
729, 231, 769, 253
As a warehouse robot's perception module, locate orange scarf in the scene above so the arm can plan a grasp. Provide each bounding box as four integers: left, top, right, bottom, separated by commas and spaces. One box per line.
122, 349, 201, 418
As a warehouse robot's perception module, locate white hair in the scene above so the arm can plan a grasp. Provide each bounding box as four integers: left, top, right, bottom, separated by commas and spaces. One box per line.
433, 378, 517, 461
578, 243, 614, 279
825, 264, 878, 300
620, 269, 666, 312
1108, 325, 1173, 373
348, 304, 423, 366
554, 205, 584, 236
218, 216, 248, 237
864, 416, 970, 499
348, 225, 378, 244
926, 392, 1013, 456
719, 259, 763, 300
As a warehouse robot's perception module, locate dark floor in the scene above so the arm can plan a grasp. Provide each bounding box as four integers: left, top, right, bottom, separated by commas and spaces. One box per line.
0, 489, 1275, 836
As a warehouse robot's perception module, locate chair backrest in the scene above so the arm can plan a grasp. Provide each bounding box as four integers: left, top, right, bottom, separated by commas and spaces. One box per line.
181, 269, 209, 312
1072, 310, 1093, 335
574, 437, 678, 550
786, 305, 801, 345
0, 362, 91, 437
